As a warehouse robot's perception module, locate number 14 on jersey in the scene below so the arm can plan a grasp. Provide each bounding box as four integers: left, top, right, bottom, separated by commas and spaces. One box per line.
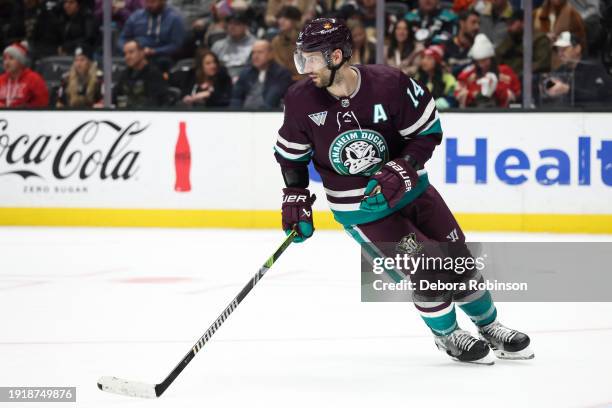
407, 78, 425, 108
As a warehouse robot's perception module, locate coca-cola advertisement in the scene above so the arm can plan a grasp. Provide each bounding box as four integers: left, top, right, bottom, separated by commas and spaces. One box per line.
174, 121, 191, 192
0, 118, 143, 195
0, 112, 208, 208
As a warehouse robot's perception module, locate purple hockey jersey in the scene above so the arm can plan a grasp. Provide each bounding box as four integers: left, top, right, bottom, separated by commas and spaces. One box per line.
275, 64, 443, 227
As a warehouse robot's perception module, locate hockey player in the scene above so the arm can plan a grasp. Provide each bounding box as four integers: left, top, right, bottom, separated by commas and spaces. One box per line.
274, 18, 534, 364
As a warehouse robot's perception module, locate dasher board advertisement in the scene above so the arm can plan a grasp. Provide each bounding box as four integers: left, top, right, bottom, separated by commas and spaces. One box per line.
0, 111, 610, 233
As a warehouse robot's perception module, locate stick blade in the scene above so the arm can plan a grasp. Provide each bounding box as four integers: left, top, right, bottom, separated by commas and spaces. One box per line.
97, 376, 158, 399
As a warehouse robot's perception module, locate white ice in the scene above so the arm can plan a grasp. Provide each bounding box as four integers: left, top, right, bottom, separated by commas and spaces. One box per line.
1, 227, 611, 408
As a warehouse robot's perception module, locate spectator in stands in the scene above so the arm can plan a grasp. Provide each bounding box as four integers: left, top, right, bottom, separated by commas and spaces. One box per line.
477, 0, 513, 48
119, 0, 185, 71
94, 0, 143, 30
567, 0, 601, 56
191, 1, 228, 51
0, 0, 26, 51
230, 39, 292, 109
211, 12, 255, 79
348, 20, 375, 65
168, 0, 213, 27
265, 0, 315, 28
455, 33, 521, 107
271, 6, 302, 79
445, 9, 480, 76
496, 9, 551, 77
452, 0, 475, 13
21, 0, 61, 59
114, 39, 168, 107
0, 42, 49, 107
542, 31, 612, 106
404, 0, 458, 45
385, 19, 421, 76
338, 0, 377, 42
58, 0, 97, 56
414, 45, 457, 109
179, 49, 232, 107
534, 0, 587, 67
56, 44, 103, 107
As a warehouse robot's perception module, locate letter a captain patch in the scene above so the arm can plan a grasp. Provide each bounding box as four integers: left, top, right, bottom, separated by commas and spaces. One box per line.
308, 111, 328, 127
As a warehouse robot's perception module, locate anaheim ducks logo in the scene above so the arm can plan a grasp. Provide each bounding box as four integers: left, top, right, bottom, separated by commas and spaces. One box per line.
329, 129, 388, 176
323, 22, 333, 29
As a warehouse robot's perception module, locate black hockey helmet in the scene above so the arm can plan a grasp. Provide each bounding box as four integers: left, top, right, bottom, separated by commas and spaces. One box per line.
294, 18, 352, 86
297, 18, 352, 60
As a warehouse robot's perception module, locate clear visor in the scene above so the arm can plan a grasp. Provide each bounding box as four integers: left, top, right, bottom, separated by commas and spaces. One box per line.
293, 50, 327, 74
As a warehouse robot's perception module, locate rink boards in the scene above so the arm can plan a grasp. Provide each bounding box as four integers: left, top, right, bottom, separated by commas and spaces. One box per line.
0, 111, 610, 233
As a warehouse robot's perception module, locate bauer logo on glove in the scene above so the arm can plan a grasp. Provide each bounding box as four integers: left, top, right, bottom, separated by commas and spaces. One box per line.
360, 158, 419, 212
282, 194, 308, 204
281, 188, 316, 243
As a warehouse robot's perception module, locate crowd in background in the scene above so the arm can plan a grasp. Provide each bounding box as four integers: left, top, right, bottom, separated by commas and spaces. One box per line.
0, 0, 611, 109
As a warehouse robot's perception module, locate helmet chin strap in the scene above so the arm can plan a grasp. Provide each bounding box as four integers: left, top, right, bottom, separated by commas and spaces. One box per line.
325, 60, 346, 88
324, 49, 347, 88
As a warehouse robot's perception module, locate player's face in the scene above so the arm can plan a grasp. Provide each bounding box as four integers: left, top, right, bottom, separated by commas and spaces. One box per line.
310, 67, 332, 88
294, 50, 326, 73
294, 50, 326, 81
306, 55, 330, 87
295, 49, 344, 87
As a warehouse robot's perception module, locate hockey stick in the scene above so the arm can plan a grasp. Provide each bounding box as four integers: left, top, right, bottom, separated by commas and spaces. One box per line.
97, 230, 298, 399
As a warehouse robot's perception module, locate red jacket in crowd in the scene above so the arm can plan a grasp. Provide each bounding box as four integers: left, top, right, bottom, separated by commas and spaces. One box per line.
456, 64, 521, 107
0, 68, 49, 108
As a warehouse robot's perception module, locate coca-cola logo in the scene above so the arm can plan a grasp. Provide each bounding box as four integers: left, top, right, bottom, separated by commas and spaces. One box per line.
0, 119, 145, 181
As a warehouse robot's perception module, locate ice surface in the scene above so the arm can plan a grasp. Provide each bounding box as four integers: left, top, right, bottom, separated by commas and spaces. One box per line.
1, 227, 611, 408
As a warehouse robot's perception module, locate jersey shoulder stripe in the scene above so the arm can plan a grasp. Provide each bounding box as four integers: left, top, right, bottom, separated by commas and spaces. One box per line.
399, 98, 436, 137
277, 134, 312, 151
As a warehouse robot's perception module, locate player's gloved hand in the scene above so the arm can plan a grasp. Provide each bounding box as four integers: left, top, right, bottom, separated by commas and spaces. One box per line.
282, 188, 316, 243
360, 158, 419, 212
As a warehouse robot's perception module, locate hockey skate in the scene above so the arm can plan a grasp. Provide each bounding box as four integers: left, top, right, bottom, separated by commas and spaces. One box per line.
434, 329, 495, 365
478, 320, 535, 360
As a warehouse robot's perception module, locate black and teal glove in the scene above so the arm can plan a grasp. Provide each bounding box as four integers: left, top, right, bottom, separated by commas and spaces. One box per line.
360, 158, 419, 212
281, 188, 316, 243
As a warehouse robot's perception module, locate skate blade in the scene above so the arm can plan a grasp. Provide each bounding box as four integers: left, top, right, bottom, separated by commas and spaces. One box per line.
435, 343, 495, 365
452, 353, 495, 365
493, 347, 535, 360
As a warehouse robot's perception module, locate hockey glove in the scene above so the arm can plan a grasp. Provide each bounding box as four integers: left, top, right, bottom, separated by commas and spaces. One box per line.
360, 158, 419, 212
282, 187, 316, 243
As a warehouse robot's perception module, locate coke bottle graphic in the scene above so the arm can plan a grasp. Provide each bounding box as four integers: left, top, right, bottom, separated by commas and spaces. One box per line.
174, 121, 192, 192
